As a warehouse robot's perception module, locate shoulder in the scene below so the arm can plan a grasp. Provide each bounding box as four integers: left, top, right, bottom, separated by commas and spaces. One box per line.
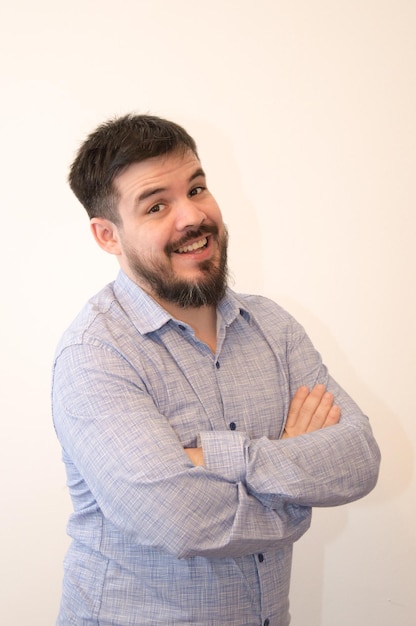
225, 290, 307, 350
54, 281, 127, 357
231, 290, 300, 326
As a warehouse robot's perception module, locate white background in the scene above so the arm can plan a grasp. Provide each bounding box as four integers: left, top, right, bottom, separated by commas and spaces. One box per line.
0, 1, 414, 624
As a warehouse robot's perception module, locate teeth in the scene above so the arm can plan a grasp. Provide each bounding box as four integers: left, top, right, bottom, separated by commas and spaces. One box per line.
177, 237, 207, 253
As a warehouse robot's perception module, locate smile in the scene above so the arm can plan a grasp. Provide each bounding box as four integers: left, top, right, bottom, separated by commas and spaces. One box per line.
176, 237, 208, 254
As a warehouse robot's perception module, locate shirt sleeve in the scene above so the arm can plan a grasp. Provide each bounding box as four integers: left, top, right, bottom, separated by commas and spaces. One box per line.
200, 320, 381, 509
52, 342, 311, 560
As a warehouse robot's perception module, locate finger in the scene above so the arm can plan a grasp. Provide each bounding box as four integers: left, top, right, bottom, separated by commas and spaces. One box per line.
297, 384, 327, 427
184, 447, 204, 466
323, 404, 341, 427
285, 386, 310, 428
306, 391, 335, 432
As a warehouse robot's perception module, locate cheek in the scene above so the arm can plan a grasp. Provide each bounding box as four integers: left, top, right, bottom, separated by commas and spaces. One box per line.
209, 202, 224, 225
138, 226, 171, 256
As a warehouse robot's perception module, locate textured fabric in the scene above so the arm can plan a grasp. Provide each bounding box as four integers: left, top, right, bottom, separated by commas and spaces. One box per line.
52, 270, 380, 625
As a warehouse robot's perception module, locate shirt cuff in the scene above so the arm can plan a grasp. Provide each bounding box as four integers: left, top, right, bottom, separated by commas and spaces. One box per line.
199, 431, 247, 483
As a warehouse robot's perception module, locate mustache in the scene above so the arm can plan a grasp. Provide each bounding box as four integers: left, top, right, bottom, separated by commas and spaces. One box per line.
165, 224, 219, 255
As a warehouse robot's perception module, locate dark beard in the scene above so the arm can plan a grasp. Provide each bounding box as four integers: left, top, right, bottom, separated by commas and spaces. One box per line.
126, 226, 228, 309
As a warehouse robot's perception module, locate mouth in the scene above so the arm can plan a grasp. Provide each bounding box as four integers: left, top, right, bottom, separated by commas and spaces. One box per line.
174, 236, 209, 254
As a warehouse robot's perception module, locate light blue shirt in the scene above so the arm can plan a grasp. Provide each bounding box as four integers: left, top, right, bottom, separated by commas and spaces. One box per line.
52, 270, 380, 625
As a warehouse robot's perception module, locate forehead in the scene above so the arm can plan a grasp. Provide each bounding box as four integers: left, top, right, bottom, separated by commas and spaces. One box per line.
114, 150, 202, 200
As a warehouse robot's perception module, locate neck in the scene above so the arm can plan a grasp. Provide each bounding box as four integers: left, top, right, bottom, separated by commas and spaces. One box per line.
159, 300, 218, 353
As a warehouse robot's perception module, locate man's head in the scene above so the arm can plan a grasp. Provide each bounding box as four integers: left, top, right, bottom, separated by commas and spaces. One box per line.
69, 114, 228, 309
69, 114, 198, 225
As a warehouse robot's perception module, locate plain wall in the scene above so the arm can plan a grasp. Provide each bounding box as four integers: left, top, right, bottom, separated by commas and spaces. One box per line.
1, 1, 414, 624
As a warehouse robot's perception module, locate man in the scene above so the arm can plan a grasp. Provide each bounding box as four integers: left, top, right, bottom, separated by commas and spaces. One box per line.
52, 114, 380, 626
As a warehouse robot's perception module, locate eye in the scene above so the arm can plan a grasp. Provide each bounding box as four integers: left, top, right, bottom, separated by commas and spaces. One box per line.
148, 203, 165, 214
188, 186, 205, 198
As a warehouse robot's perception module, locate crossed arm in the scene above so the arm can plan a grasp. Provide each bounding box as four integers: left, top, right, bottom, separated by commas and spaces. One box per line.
185, 383, 341, 466
54, 329, 380, 558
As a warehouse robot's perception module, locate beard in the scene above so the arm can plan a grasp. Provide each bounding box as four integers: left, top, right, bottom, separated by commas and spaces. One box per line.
123, 225, 229, 309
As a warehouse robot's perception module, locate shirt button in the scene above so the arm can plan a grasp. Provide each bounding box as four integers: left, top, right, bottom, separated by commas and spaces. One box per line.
258, 553, 264, 563
229, 422, 237, 430
215, 361, 220, 369
178, 324, 186, 331
263, 620, 270, 626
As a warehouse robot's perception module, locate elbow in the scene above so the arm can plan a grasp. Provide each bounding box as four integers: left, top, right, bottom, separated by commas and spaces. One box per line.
337, 435, 381, 504
358, 439, 381, 497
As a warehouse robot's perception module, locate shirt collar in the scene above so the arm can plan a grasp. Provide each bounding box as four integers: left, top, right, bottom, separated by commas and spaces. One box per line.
113, 270, 251, 335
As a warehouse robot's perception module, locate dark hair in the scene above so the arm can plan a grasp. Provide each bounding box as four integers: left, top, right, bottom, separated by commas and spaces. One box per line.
68, 114, 198, 223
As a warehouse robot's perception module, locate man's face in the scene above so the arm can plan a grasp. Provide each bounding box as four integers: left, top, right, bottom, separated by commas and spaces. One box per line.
112, 150, 228, 308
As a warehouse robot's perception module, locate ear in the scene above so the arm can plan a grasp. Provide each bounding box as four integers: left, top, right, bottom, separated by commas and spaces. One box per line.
90, 218, 122, 256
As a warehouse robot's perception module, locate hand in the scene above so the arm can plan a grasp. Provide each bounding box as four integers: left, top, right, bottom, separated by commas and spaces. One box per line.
184, 447, 205, 466
282, 384, 341, 439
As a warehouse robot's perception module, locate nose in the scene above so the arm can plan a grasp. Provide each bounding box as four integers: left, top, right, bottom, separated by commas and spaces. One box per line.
175, 197, 207, 231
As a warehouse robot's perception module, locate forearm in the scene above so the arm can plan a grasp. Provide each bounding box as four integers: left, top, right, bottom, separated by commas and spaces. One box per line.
247, 420, 379, 508
200, 377, 380, 509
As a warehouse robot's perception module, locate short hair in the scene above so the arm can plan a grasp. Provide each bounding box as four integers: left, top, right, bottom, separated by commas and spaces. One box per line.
68, 114, 198, 223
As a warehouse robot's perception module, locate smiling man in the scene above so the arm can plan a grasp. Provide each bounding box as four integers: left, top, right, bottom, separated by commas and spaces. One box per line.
52, 114, 380, 626
89, 148, 228, 352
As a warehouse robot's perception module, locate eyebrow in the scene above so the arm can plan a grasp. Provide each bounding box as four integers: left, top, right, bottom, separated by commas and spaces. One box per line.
136, 167, 206, 204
